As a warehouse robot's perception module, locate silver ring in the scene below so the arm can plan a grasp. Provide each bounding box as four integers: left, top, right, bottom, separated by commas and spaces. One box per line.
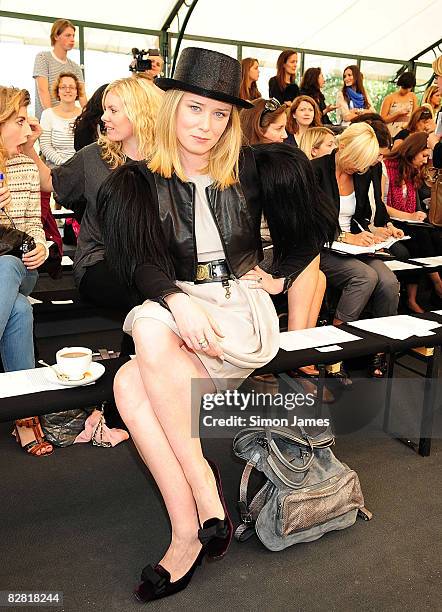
198, 338, 209, 349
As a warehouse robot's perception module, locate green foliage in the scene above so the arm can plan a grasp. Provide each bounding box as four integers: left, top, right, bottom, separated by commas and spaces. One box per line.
322, 74, 397, 122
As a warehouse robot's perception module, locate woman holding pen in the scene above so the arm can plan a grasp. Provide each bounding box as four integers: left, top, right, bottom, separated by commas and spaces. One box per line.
313, 122, 400, 377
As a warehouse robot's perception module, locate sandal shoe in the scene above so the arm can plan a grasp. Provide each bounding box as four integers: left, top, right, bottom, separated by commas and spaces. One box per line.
369, 353, 388, 378
198, 459, 233, 560
297, 365, 320, 377
14, 417, 54, 457
135, 546, 206, 603
325, 365, 352, 389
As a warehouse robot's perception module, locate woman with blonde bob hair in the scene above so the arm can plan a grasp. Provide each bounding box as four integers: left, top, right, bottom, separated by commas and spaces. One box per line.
299, 126, 336, 160
313, 122, 400, 378
97, 47, 333, 602
22, 75, 162, 316
421, 84, 441, 119
150, 88, 243, 187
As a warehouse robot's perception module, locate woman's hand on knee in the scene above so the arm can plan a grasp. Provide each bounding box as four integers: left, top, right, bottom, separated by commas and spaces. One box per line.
166, 294, 224, 358
241, 265, 284, 295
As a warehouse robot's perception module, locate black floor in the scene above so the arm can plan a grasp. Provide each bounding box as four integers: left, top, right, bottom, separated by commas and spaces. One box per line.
1, 266, 440, 611
1, 380, 441, 612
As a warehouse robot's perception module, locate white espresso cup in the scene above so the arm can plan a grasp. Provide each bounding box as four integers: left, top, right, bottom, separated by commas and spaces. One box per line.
56, 347, 93, 380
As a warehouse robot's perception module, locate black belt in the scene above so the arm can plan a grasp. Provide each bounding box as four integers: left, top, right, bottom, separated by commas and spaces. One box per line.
194, 259, 230, 283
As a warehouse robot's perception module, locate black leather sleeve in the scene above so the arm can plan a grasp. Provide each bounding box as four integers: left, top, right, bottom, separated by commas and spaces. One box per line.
134, 262, 184, 304
433, 141, 442, 169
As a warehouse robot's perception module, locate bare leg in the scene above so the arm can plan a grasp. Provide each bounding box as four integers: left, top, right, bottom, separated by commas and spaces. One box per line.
132, 319, 223, 522
307, 269, 326, 329
429, 272, 442, 298
287, 255, 321, 330
114, 360, 200, 580
407, 283, 424, 313
114, 321, 223, 581
287, 258, 325, 376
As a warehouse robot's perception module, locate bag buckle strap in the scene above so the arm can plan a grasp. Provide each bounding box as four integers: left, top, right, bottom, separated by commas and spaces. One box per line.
237, 500, 253, 524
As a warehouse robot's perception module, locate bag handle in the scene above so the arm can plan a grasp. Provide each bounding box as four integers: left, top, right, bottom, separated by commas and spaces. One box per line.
266, 455, 309, 488
235, 454, 271, 542
265, 426, 315, 473
0, 208, 18, 230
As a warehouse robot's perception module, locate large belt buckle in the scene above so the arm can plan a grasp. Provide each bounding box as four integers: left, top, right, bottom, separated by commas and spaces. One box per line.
196, 263, 212, 281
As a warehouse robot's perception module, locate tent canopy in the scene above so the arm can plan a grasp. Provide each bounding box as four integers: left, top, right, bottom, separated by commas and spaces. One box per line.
1, 0, 441, 63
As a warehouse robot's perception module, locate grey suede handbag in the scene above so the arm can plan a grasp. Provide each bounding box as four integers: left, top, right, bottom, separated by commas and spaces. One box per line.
233, 426, 372, 551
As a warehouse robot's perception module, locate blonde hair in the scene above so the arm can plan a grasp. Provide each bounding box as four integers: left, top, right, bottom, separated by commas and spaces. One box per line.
52, 71, 84, 101
336, 122, 379, 171
98, 76, 162, 169
0, 85, 30, 173
50, 19, 75, 46
298, 127, 335, 160
422, 85, 441, 117
149, 89, 242, 189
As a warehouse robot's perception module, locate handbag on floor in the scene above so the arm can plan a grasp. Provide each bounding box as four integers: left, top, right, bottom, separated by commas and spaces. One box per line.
40, 408, 92, 447
233, 425, 372, 551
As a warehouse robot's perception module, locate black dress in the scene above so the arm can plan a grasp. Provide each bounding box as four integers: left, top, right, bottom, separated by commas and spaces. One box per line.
268, 77, 299, 104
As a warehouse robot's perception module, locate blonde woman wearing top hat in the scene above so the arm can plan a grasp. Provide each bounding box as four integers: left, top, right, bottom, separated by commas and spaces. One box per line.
98, 47, 335, 601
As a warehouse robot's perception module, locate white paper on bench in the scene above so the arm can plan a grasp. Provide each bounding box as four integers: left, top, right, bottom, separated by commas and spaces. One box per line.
348, 315, 441, 340
51, 300, 74, 304
383, 260, 421, 271
61, 256, 73, 266
389, 217, 424, 224
28, 296, 43, 305
279, 326, 361, 351
53, 207, 74, 215
0, 368, 94, 398
315, 344, 343, 352
410, 256, 442, 266
327, 235, 409, 256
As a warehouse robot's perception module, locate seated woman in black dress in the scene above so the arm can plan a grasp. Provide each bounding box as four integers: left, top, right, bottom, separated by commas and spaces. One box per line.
240, 97, 328, 378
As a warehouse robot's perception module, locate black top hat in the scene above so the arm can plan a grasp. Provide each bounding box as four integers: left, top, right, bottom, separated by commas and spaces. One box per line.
156, 47, 252, 109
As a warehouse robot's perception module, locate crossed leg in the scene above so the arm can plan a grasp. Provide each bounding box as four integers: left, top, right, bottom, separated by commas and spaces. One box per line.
114, 318, 222, 581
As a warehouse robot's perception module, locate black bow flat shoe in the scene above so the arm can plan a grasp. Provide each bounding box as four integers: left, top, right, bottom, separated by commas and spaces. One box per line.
198, 459, 233, 560
135, 546, 206, 603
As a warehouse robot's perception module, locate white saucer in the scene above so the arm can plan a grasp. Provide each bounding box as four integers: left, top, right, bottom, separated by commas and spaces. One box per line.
43, 362, 105, 387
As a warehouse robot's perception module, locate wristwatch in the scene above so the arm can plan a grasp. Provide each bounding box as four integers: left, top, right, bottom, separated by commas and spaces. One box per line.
336, 231, 347, 243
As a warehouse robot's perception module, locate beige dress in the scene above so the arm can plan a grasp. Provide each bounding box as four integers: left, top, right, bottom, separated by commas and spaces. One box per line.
124, 175, 280, 389
386, 99, 414, 137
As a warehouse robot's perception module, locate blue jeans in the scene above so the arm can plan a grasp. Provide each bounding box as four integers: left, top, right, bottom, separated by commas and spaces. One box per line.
0, 255, 38, 371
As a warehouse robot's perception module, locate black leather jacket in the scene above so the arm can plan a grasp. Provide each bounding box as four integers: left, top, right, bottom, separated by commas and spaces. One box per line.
135, 148, 264, 301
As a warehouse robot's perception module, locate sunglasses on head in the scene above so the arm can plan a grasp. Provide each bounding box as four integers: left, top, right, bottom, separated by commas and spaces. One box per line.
419, 109, 432, 120
259, 98, 282, 126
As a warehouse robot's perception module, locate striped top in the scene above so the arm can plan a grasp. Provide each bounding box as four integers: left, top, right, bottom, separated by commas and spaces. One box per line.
40, 108, 78, 168
33, 50, 84, 120
1, 155, 47, 250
